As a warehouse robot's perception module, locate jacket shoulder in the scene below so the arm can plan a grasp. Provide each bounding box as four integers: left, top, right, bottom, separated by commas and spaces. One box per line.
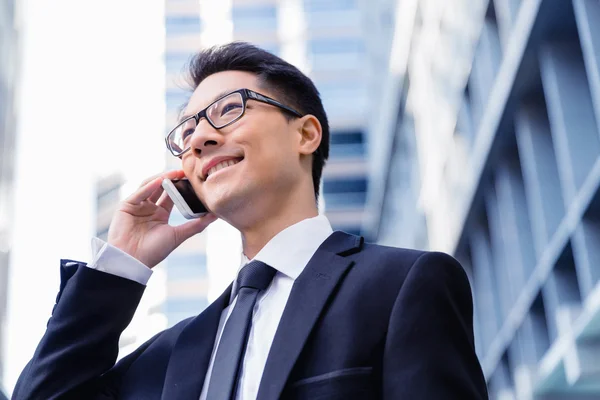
358, 241, 426, 267
351, 240, 465, 283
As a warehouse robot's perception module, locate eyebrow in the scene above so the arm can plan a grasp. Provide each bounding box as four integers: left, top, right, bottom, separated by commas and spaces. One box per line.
178, 89, 238, 124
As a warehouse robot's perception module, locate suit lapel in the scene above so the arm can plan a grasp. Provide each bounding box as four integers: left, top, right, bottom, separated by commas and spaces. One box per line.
257, 231, 363, 400
161, 284, 231, 400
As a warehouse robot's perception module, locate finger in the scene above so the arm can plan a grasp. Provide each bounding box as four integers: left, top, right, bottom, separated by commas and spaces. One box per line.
174, 213, 218, 244
128, 171, 187, 205
139, 170, 185, 188
139, 173, 163, 188
157, 191, 174, 213
162, 169, 186, 181
148, 184, 165, 204
126, 177, 163, 204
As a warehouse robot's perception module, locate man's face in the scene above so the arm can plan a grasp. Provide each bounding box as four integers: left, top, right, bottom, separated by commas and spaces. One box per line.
180, 71, 303, 220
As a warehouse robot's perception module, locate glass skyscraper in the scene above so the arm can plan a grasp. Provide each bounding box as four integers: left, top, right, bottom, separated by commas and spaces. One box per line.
369, 0, 600, 398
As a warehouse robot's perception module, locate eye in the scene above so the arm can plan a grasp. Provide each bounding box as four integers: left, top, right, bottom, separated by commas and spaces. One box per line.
221, 102, 243, 116
182, 128, 195, 142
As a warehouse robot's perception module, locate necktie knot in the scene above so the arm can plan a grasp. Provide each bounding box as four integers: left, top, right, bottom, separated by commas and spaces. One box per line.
235, 260, 276, 294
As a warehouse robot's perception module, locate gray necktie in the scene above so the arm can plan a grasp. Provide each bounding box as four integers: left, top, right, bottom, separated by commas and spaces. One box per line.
206, 260, 276, 400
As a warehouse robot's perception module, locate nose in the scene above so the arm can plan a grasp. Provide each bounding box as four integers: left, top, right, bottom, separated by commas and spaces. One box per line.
188, 120, 223, 157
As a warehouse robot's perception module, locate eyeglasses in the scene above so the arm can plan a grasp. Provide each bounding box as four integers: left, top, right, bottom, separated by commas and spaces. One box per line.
165, 88, 304, 157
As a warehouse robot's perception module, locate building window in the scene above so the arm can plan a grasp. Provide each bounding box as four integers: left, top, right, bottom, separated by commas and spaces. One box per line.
165, 15, 201, 36
304, 0, 359, 28
323, 192, 367, 208
304, 0, 356, 12
330, 130, 364, 145
329, 143, 365, 158
321, 92, 368, 118
317, 80, 366, 96
317, 81, 367, 113
308, 38, 365, 71
323, 178, 368, 194
309, 38, 364, 54
165, 89, 190, 111
232, 5, 277, 31
165, 52, 193, 74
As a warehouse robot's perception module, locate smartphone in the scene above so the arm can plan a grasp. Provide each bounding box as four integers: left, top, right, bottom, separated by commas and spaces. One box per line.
162, 178, 209, 219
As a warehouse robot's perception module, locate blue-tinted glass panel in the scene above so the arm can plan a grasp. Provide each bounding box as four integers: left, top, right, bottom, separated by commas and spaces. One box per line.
330, 130, 364, 145
323, 192, 367, 208
309, 38, 364, 54
323, 178, 368, 194
329, 143, 365, 158
316, 80, 366, 91
232, 5, 277, 19
307, 13, 361, 29
166, 89, 189, 111
309, 41, 366, 71
165, 52, 192, 74
165, 16, 201, 36
167, 253, 207, 280
304, 0, 356, 12
232, 5, 277, 31
318, 82, 367, 117
321, 93, 367, 118
317, 81, 366, 100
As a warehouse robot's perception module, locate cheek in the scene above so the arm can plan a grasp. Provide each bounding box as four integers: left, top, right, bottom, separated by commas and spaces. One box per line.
245, 138, 284, 174
181, 155, 197, 175
246, 148, 296, 187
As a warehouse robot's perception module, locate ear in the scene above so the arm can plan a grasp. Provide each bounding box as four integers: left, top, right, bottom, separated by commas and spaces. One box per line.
296, 115, 322, 156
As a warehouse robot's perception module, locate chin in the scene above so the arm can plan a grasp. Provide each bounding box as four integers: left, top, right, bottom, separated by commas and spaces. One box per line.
206, 190, 246, 216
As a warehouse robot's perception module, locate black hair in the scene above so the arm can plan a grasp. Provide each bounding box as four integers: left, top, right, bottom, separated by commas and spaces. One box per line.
186, 41, 329, 200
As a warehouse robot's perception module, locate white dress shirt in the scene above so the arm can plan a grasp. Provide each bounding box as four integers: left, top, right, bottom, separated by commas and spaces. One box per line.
86, 215, 333, 400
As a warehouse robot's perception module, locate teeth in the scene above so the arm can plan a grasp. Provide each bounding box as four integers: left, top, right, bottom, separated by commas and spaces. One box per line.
207, 159, 240, 178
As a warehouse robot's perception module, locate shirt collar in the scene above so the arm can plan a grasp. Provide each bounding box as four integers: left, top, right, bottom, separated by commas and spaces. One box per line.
238, 214, 333, 281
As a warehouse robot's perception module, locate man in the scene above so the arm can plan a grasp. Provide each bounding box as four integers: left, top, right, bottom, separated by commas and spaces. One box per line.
13, 42, 488, 399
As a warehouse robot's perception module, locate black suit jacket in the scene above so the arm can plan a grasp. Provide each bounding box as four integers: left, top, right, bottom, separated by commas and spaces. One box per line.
13, 231, 488, 399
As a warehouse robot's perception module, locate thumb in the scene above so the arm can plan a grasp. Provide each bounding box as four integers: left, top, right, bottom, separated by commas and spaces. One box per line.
173, 213, 218, 245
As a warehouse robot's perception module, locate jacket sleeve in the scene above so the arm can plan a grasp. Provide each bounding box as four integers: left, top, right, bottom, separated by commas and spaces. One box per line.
382, 251, 489, 399
12, 260, 148, 400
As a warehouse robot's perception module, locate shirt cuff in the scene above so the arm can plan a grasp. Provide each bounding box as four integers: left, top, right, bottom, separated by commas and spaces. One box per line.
87, 237, 153, 285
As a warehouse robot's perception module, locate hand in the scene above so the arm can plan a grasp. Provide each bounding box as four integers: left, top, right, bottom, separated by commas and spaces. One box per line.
107, 170, 217, 268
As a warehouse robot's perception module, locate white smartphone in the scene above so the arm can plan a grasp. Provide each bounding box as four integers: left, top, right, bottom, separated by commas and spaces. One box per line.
162, 178, 209, 219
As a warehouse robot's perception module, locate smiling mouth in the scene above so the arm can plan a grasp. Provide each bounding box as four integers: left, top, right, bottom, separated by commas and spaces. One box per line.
206, 158, 243, 179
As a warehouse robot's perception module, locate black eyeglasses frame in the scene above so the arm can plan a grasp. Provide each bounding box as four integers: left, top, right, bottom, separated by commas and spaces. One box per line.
165, 88, 304, 157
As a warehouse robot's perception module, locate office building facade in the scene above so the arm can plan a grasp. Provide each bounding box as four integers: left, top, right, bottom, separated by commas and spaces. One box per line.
367, 0, 600, 398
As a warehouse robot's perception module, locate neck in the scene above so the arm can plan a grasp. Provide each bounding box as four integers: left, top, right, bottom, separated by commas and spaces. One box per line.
238, 186, 318, 260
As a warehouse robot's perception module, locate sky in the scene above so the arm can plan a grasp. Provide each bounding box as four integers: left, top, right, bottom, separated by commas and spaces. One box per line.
4, 0, 166, 391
